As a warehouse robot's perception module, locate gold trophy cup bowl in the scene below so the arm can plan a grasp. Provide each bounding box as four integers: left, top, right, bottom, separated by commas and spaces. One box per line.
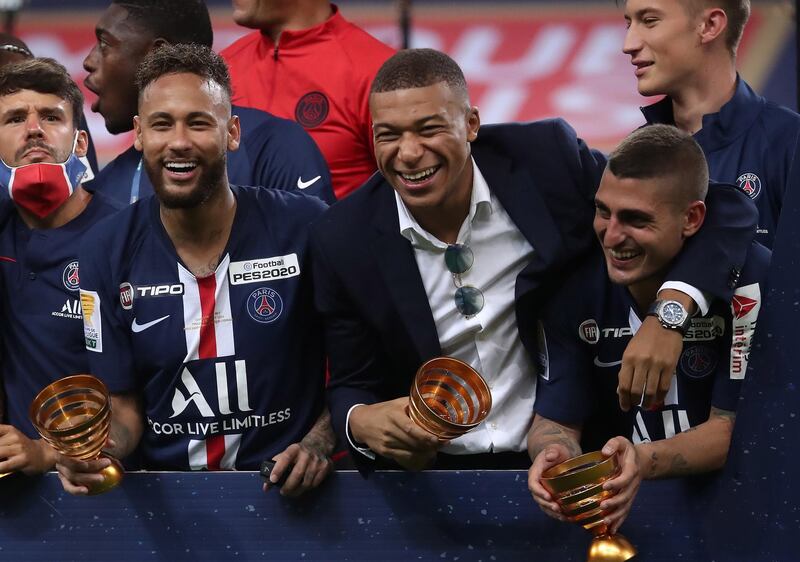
29, 374, 123, 495
407, 357, 492, 439
541, 451, 637, 562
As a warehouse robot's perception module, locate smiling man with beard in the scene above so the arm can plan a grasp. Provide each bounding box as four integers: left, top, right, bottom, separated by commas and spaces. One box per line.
55, 45, 334, 496
84, 0, 333, 205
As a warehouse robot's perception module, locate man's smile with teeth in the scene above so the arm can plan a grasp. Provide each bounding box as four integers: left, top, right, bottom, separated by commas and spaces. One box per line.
164, 161, 198, 173
399, 166, 439, 182
610, 248, 640, 260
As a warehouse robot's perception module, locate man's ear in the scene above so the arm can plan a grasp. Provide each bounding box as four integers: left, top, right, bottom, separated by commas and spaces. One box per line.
74, 129, 89, 157
227, 114, 241, 152
698, 8, 728, 46
133, 115, 143, 151
151, 37, 169, 51
466, 106, 480, 142
683, 200, 707, 238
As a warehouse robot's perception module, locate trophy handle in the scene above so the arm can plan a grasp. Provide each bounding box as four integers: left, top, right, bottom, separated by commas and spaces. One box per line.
86, 453, 124, 496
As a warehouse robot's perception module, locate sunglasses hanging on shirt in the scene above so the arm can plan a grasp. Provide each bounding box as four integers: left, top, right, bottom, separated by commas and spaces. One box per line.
444, 243, 484, 317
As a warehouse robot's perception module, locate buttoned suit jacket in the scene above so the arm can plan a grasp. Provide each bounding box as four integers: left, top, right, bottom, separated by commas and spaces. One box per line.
309, 119, 757, 463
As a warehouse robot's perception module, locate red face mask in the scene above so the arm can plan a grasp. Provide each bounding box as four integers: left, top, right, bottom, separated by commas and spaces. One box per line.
0, 152, 87, 218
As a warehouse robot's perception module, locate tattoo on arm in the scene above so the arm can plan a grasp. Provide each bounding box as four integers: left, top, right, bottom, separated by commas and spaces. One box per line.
529, 419, 581, 459
301, 409, 335, 458
669, 453, 691, 475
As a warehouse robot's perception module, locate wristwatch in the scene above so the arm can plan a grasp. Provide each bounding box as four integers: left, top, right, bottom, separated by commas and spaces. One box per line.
646, 299, 692, 334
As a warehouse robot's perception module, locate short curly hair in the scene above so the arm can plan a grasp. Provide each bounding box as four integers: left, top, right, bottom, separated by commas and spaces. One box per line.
136, 43, 232, 103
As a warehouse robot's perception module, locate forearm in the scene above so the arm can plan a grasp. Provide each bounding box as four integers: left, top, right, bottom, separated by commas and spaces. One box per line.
635, 408, 735, 479
301, 407, 335, 457
107, 393, 144, 459
527, 414, 582, 462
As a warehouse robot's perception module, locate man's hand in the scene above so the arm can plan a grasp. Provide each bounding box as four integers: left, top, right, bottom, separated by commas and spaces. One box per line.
599, 437, 642, 534
527, 443, 572, 521
265, 442, 333, 497
264, 408, 335, 497
54, 438, 119, 496
350, 398, 442, 471
0, 425, 57, 475
617, 316, 683, 411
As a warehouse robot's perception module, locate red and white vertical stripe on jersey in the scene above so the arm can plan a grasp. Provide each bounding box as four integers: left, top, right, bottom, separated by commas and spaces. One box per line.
178, 254, 235, 361
188, 433, 242, 470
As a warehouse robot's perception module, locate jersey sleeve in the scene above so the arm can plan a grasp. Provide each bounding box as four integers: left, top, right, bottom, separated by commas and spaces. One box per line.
712, 242, 772, 411
534, 283, 596, 425
78, 221, 136, 394
243, 116, 335, 204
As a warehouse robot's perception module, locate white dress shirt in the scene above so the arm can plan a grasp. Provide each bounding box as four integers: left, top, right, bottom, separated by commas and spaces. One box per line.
395, 159, 536, 454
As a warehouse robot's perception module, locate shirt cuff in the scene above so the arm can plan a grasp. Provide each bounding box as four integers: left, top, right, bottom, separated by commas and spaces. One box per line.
346, 404, 376, 460
659, 281, 710, 316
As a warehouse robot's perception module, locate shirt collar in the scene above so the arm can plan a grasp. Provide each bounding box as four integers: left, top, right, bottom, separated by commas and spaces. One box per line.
396, 158, 493, 248
259, 4, 344, 49
640, 76, 763, 151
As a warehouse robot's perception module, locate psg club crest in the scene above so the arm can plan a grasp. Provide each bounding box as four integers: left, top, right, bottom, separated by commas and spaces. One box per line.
247, 287, 283, 324
679, 345, 717, 379
62, 260, 80, 291
295, 91, 329, 128
736, 172, 761, 200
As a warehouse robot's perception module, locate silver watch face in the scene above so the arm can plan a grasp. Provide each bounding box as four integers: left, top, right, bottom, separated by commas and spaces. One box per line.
661, 302, 685, 325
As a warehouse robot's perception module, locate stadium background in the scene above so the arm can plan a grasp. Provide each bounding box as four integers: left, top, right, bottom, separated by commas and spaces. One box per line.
9, 0, 797, 164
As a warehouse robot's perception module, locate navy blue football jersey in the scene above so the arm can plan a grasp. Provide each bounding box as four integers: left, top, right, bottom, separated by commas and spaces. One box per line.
79, 185, 327, 470
0, 193, 121, 437
90, 105, 334, 205
535, 243, 770, 447
643, 77, 800, 248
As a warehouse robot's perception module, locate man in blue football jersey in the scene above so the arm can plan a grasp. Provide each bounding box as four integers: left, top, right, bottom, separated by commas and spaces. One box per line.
0, 58, 121, 476
55, 44, 333, 496
620, 0, 800, 248
84, 0, 334, 204
527, 125, 769, 532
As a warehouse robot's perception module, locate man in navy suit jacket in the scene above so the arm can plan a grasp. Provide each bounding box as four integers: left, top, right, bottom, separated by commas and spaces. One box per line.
310, 49, 757, 471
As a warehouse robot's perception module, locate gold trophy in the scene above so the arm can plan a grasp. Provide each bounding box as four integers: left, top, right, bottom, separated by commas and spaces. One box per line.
29, 374, 123, 495
407, 357, 492, 439
541, 451, 637, 562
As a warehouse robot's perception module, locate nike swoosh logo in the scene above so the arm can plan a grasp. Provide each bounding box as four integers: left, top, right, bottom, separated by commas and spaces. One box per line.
131, 315, 170, 333
593, 357, 622, 368
297, 175, 321, 190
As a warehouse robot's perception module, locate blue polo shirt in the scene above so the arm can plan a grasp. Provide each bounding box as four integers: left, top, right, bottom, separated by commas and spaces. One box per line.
642, 77, 800, 248
0, 193, 121, 437
78, 185, 327, 470
534, 242, 770, 449
91, 105, 334, 205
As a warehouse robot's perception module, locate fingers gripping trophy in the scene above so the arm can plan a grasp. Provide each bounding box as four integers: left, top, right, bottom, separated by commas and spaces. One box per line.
541, 452, 637, 562
30, 374, 123, 495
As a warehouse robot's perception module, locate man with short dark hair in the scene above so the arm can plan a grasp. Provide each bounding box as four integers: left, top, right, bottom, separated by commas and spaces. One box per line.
620, 0, 800, 248
0, 58, 120, 476
528, 124, 769, 532
221, 0, 395, 199
310, 49, 758, 472
85, 0, 334, 204
55, 45, 333, 495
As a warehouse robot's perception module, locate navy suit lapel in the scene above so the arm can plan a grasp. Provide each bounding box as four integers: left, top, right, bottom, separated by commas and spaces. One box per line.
369, 184, 441, 362
472, 143, 562, 281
